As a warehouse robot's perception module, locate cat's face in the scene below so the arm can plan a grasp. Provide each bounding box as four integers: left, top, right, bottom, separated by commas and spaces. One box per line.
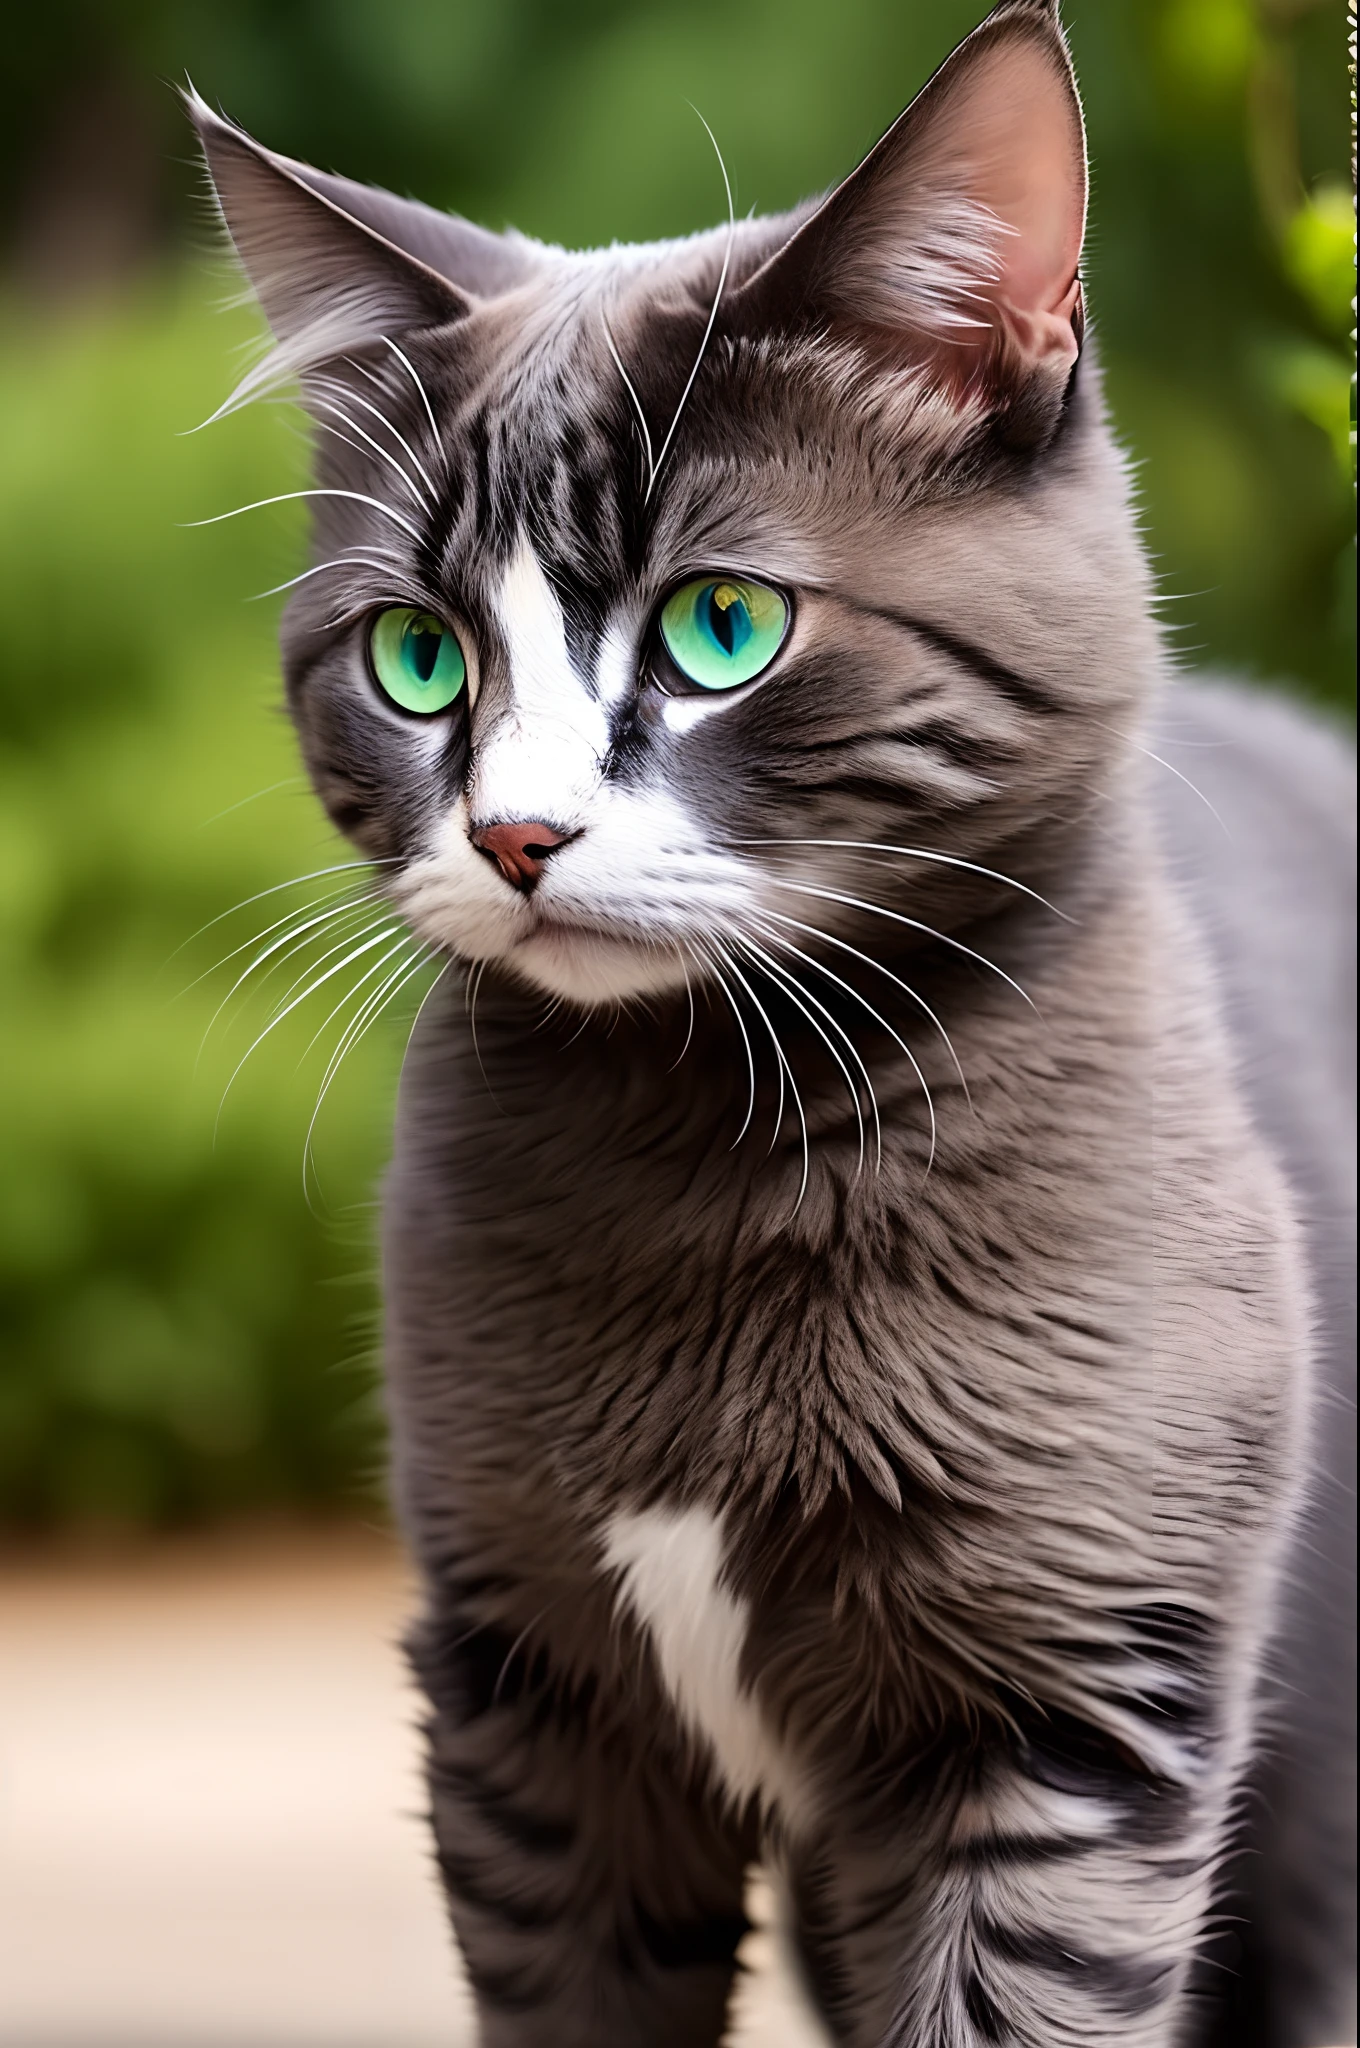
195, 0, 1155, 1011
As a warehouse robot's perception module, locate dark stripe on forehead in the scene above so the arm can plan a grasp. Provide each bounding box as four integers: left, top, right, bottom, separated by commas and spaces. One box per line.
517, 392, 643, 686
432, 311, 661, 686
468, 407, 494, 547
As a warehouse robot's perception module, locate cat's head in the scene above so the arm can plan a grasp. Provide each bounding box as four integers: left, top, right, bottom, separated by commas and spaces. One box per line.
192, 0, 1156, 1012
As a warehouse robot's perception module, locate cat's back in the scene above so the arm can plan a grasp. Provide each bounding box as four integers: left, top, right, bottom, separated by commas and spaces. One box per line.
1152, 675, 1356, 2048
1152, 677, 1354, 1181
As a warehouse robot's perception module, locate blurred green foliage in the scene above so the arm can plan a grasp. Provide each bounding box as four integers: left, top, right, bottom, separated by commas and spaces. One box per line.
0, 0, 1353, 1527
0, 289, 405, 1524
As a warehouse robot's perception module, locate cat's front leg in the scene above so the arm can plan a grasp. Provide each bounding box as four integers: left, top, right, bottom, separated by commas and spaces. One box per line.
408, 1590, 752, 2048
789, 1705, 1227, 2048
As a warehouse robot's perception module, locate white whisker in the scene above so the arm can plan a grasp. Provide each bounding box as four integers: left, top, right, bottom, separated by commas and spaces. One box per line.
736, 934, 871, 1176
183, 488, 425, 545
383, 338, 445, 476
294, 932, 414, 1064
197, 777, 307, 827
764, 878, 1038, 1016
713, 938, 809, 1213
247, 551, 412, 602
178, 882, 370, 998
167, 860, 396, 965
312, 406, 431, 510
260, 909, 400, 1023
602, 312, 655, 490
401, 957, 450, 1075
195, 898, 387, 1065
734, 838, 1072, 922
646, 111, 735, 503
1132, 740, 1229, 835
214, 925, 414, 1137
759, 908, 970, 1108
467, 959, 501, 1103
303, 943, 433, 1205
749, 917, 938, 1172
690, 941, 756, 1145
669, 948, 698, 1074
316, 370, 441, 505
740, 931, 885, 1174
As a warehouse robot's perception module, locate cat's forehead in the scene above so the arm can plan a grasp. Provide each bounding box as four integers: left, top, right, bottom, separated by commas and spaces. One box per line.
428, 323, 646, 627
415, 245, 743, 605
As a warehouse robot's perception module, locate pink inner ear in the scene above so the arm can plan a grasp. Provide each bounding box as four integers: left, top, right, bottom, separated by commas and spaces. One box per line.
929, 36, 1087, 368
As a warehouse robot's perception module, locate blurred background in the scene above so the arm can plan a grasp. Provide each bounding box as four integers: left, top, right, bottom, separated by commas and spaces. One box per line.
0, 1, 1353, 2041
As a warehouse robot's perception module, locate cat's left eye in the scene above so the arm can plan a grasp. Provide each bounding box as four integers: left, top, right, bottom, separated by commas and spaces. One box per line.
658, 576, 790, 693
369, 607, 467, 716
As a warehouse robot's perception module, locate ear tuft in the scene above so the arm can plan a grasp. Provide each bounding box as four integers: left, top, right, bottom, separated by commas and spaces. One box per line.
186, 90, 480, 415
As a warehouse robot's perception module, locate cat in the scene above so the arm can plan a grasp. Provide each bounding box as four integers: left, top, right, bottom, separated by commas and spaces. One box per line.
188, 3, 1356, 2042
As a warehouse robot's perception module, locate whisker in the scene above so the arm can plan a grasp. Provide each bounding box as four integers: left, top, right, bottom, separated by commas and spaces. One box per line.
1132, 739, 1228, 835
668, 949, 698, 1074
197, 777, 306, 827
739, 931, 884, 1175
749, 917, 937, 1171
764, 878, 1038, 1016
303, 943, 433, 1206
733, 838, 1072, 922
736, 934, 871, 1176
317, 370, 441, 505
646, 110, 735, 502
214, 925, 415, 1138
183, 487, 424, 545
295, 931, 416, 1066
254, 906, 398, 1023
166, 860, 397, 965
759, 908, 970, 1107
557, 998, 595, 1050
401, 957, 451, 1076
383, 338, 445, 476
177, 881, 371, 998
254, 913, 403, 1034
712, 938, 809, 1213
467, 959, 503, 1106
247, 551, 412, 602
195, 897, 387, 1065
311, 407, 430, 511
602, 312, 656, 491
689, 941, 756, 1145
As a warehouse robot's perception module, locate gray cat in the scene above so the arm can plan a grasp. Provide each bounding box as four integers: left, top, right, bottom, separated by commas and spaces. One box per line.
189, 3, 1355, 2043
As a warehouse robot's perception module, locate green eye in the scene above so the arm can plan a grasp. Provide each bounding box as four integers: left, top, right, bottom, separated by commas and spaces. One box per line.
659, 576, 789, 691
369, 607, 467, 715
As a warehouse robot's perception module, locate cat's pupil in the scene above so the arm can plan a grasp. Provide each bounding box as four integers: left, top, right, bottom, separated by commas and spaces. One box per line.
706, 584, 751, 659
404, 618, 442, 683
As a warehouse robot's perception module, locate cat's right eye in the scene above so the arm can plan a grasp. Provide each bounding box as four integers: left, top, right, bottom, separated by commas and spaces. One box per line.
369, 608, 467, 717
658, 577, 790, 692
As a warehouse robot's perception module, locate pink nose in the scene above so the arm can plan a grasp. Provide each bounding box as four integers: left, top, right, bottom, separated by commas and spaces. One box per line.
471, 820, 571, 894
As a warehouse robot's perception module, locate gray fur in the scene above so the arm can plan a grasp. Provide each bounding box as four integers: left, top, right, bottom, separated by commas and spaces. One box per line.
190, 4, 1355, 2041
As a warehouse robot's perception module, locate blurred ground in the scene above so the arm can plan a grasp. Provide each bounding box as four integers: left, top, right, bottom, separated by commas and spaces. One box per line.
0, 1525, 826, 2048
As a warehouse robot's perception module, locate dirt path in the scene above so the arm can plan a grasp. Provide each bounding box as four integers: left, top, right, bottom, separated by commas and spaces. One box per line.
0, 1525, 824, 2047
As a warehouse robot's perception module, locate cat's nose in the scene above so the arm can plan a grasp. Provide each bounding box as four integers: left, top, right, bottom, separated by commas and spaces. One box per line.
470, 820, 573, 894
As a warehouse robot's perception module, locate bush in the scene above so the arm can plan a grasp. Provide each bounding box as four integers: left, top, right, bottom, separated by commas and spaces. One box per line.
0, 287, 410, 1524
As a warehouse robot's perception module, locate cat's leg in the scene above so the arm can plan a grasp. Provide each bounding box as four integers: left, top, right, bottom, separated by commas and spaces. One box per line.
788, 1703, 1229, 2048
408, 1597, 752, 2048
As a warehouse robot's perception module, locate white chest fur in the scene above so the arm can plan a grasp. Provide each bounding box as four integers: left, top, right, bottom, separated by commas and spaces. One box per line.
602, 1504, 807, 1827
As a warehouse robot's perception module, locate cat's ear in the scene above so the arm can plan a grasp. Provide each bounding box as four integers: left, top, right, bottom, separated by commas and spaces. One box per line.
734, 0, 1087, 442
186, 92, 539, 409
